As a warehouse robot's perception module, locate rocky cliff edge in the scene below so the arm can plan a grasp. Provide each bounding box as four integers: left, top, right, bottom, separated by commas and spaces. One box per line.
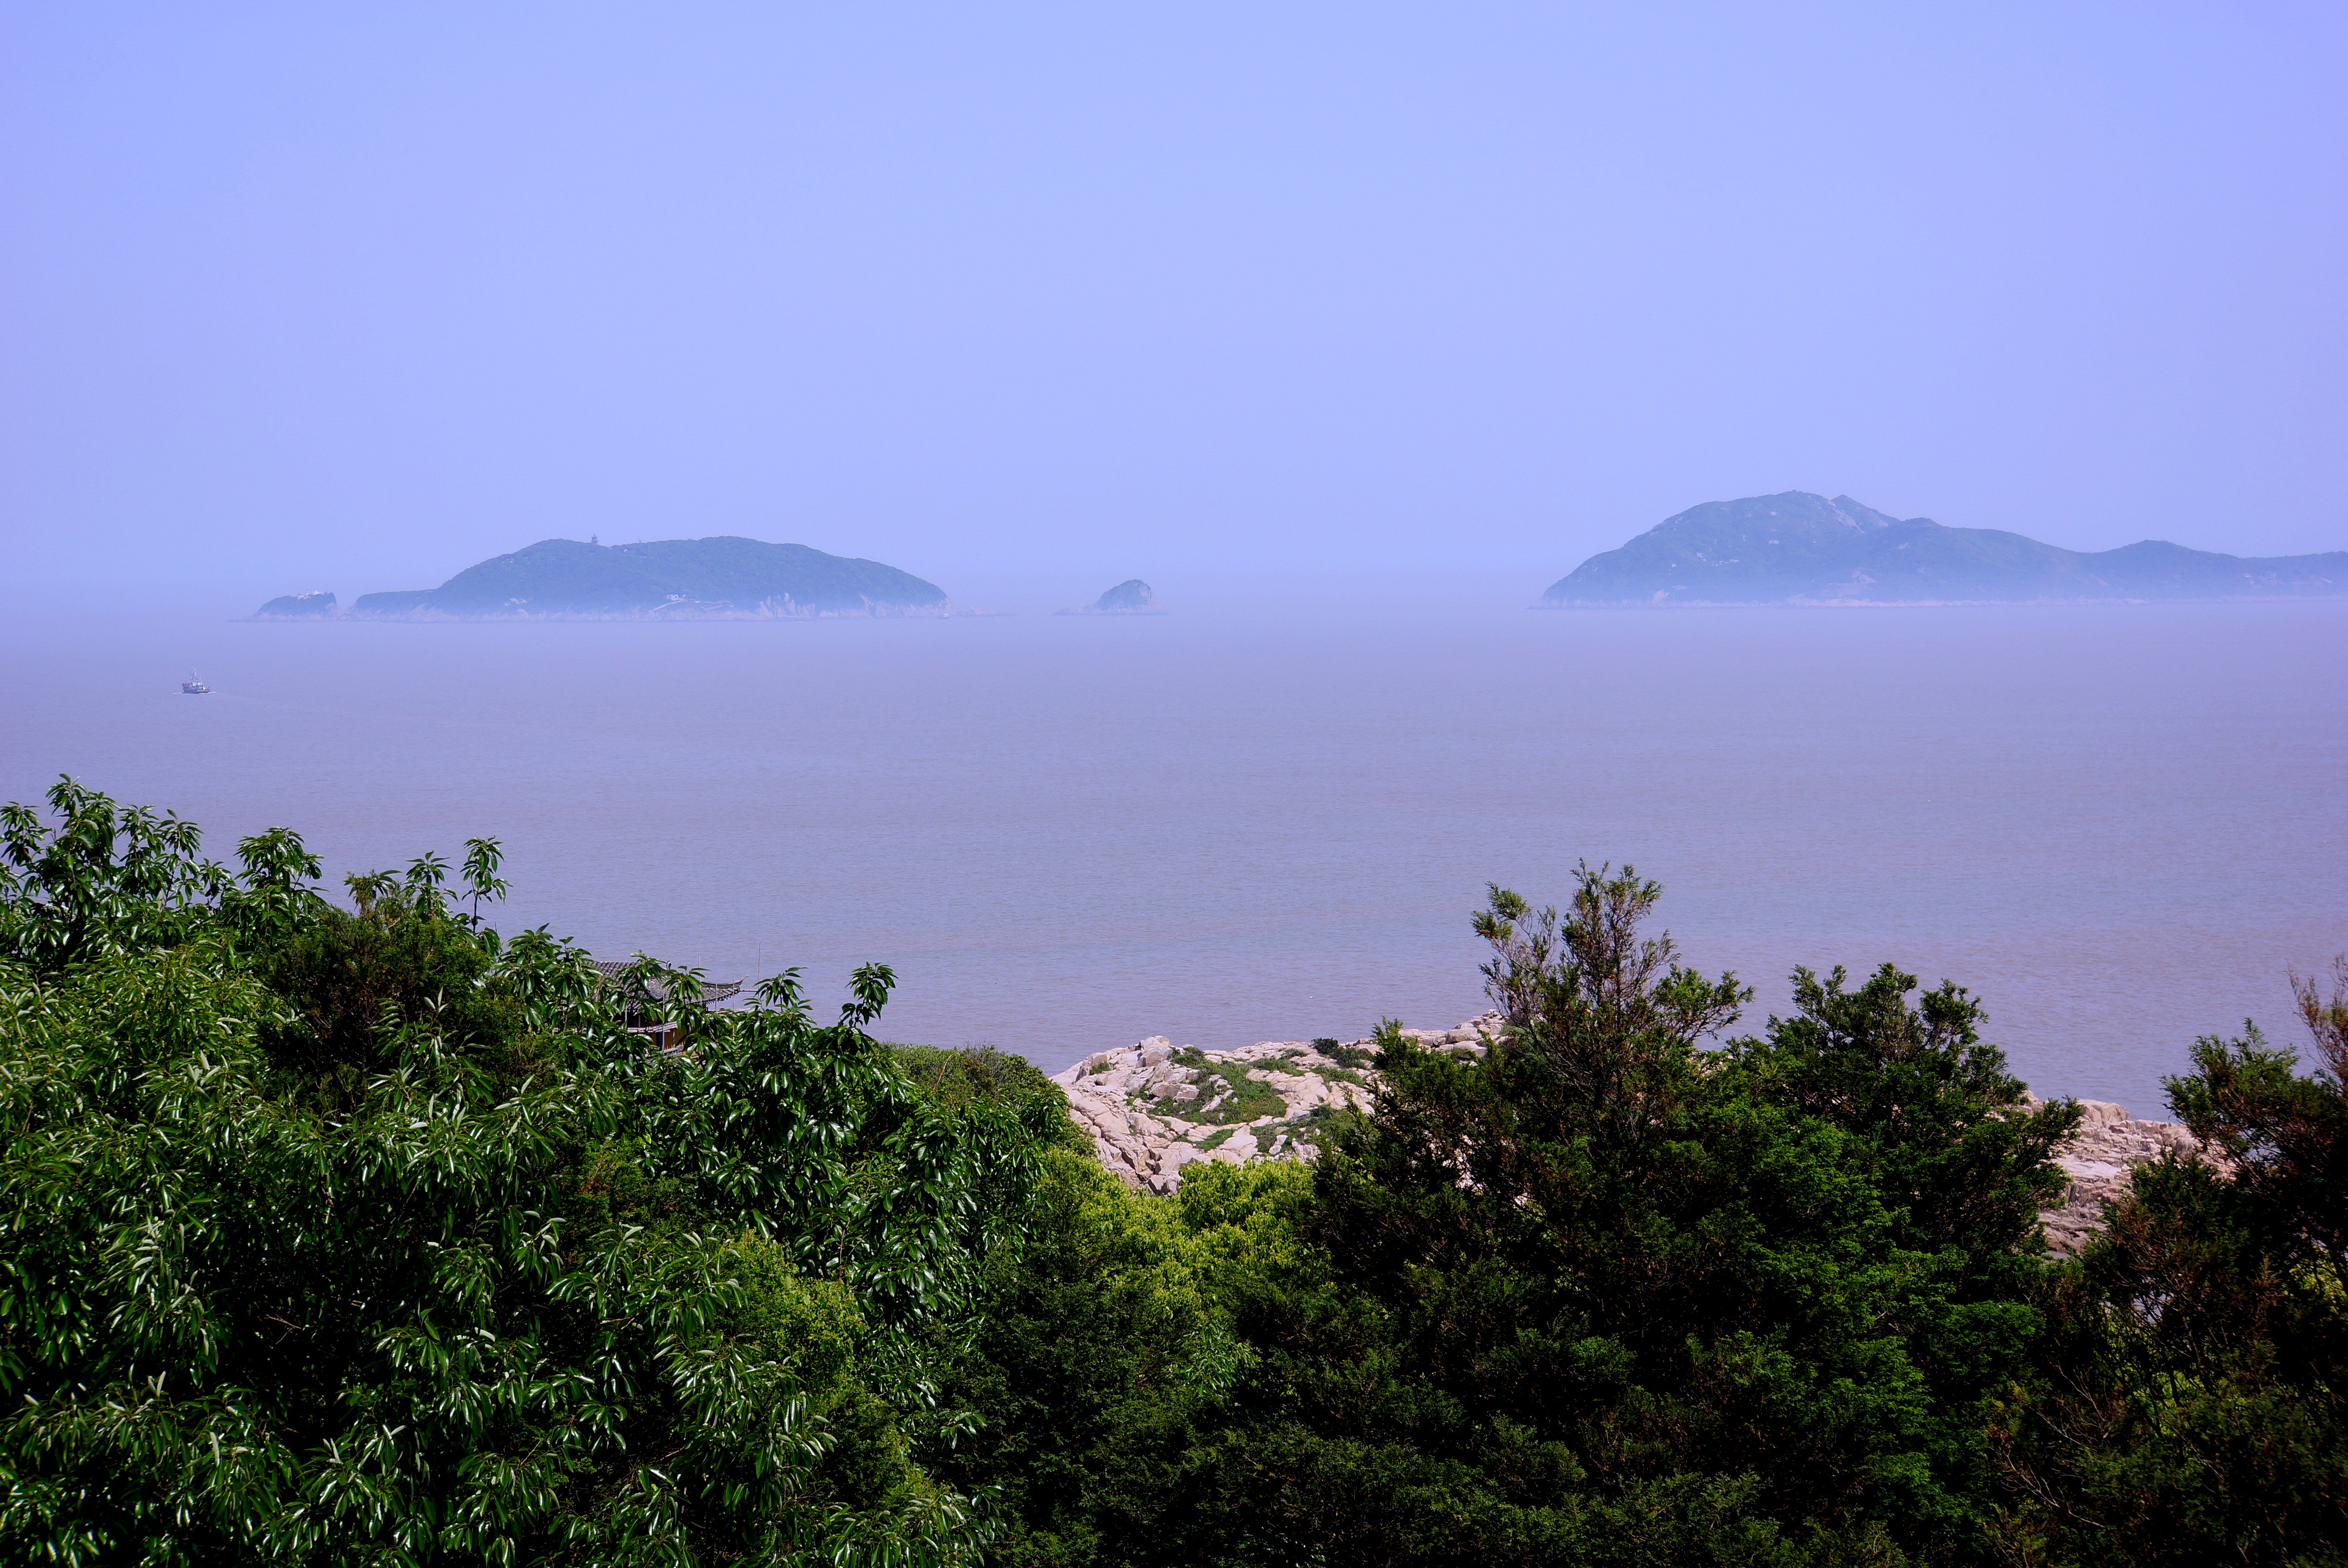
1058, 1018, 2215, 1249
1052, 1014, 1502, 1194
2027, 1094, 2216, 1252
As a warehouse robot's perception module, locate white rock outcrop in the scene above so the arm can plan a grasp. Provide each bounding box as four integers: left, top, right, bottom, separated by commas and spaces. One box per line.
1057, 1022, 2212, 1250
1051, 1015, 1502, 1195
2028, 1095, 2212, 1253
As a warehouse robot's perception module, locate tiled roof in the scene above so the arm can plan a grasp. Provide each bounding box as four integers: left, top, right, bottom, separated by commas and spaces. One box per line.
591, 959, 743, 1007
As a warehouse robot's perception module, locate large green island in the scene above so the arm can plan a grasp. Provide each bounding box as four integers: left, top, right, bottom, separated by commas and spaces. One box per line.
342, 535, 950, 619
1546, 491, 2348, 605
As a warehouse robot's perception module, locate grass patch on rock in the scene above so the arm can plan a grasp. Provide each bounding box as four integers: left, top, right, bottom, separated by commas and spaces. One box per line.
1149, 1049, 1288, 1125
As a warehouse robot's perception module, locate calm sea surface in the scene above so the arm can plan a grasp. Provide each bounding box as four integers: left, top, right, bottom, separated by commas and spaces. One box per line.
6, 600, 2342, 1115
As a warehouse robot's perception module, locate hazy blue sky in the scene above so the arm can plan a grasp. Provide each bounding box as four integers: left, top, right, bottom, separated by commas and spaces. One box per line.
4, 3, 2343, 610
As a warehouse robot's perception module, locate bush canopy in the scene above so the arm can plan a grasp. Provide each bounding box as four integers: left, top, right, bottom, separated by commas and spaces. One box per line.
1, 783, 2339, 1566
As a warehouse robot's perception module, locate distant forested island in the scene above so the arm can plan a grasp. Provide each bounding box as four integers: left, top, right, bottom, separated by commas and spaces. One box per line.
1547, 492, 2348, 605
265, 536, 951, 620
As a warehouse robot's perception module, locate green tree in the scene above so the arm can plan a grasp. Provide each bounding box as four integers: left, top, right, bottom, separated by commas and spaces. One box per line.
1194, 865, 2078, 1566
0, 782, 1038, 1566
1993, 961, 2347, 1566
920, 1150, 1311, 1568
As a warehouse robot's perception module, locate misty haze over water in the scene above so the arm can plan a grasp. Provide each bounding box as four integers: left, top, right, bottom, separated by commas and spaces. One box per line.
7, 10, 2342, 1126
8, 597, 2340, 1118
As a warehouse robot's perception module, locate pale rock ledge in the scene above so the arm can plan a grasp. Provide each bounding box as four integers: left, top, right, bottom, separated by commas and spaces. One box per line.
2025, 1094, 2214, 1254
1051, 1014, 1502, 1195
1055, 1020, 2213, 1250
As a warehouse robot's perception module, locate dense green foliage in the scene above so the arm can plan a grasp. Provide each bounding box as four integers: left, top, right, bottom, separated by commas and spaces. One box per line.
1989, 967, 2348, 1564
3, 786, 2341, 1565
917, 871, 2343, 1567
1, 781, 1025, 1564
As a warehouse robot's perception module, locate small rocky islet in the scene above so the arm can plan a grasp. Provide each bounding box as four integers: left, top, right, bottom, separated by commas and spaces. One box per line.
1057, 1014, 2208, 1250
1054, 577, 1162, 615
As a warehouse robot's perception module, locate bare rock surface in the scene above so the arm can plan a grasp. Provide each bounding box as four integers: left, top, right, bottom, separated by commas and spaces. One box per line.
1051, 1014, 1501, 1195
2028, 1095, 2213, 1253
1058, 1022, 2215, 1251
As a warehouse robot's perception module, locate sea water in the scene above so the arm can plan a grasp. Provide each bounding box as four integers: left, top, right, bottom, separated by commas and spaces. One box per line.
6, 599, 2342, 1115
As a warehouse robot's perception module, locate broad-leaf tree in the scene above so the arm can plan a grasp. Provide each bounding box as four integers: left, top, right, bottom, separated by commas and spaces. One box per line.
0, 781, 1030, 1565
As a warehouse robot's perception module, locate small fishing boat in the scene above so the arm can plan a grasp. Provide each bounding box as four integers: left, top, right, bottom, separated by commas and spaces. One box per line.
181, 672, 210, 695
